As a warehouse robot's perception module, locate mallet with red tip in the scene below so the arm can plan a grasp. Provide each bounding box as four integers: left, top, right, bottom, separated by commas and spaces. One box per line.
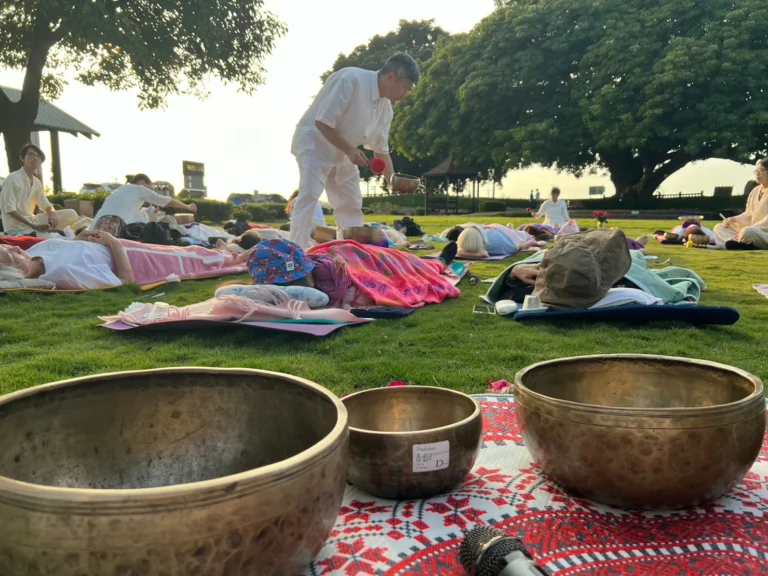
370, 157, 386, 175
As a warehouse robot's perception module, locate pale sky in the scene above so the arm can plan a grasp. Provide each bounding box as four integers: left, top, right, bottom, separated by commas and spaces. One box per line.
0, 0, 757, 200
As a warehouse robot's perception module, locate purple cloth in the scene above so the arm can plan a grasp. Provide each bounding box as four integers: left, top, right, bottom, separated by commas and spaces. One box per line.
519, 224, 558, 236
307, 253, 352, 306
626, 238, 645, 251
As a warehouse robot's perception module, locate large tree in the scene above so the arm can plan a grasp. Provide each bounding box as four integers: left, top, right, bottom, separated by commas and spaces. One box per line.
323, 20, 450, 187
0, 0, 285, 170
394, 0, 768, 197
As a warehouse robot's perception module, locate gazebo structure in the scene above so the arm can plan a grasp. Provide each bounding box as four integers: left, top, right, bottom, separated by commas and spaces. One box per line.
2, 87, 100, 193
422, 156, 481, 215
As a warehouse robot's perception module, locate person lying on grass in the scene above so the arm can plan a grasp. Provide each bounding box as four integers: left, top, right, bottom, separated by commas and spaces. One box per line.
0, 230, 250, 290
487, 229, 705, 308
232, 238, 462, 309
516, 223, 557, 242
653, 216, 715, 245
442, 224, 541, 259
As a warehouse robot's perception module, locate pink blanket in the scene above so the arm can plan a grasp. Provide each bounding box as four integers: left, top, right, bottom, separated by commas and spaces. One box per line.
307, 240, 460, 309
100, 293, 366, 326
119, 240, 247, 287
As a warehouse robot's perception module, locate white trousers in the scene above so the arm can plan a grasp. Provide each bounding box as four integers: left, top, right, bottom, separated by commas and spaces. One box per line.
715, 223, 768, 249
289, 155, 364, 248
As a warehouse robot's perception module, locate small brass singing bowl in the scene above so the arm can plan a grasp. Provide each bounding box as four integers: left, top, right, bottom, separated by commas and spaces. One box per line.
0, 368, 349, 576
515, 355, 766, 510
391, 173, 421, 195
343, 386, 483, 500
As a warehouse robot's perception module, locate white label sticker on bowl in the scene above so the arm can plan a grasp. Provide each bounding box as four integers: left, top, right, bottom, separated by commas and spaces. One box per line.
412, 441, 450, 473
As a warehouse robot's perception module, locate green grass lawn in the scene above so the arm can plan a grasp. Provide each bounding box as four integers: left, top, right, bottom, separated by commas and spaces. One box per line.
2, 216, 767, 397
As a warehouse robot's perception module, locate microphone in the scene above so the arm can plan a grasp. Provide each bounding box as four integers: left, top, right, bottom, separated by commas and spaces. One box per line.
459, 526, 551, 576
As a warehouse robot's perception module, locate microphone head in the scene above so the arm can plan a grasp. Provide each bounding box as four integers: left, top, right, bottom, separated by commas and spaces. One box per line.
460, 526, 530, 576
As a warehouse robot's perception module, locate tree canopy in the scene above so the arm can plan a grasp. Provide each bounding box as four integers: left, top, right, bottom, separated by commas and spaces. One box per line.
394, 0, 768, 197
322, 20, 450, 187
0, 0, 285, 171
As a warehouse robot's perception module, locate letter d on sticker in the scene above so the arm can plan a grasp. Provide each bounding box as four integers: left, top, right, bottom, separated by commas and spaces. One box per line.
412, 441, 450, 473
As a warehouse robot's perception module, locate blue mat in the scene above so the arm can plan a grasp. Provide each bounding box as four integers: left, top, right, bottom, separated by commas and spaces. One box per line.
513, 305, 739, 325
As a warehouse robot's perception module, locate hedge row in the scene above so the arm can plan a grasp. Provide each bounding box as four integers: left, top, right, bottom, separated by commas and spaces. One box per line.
194, 200, 289, 224
363, 193, 749, 212
49, 193, 110, 213
48, 194, 289, 224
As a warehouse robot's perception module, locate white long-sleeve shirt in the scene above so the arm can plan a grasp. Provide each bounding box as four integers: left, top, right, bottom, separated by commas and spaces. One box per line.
536, 199, 570, 229
291, 68, 393, 165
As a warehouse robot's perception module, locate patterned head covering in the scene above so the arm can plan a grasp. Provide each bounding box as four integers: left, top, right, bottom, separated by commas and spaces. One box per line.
248, 239, 314, 285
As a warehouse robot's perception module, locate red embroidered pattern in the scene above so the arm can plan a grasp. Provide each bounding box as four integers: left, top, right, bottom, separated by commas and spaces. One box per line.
306, 396, 768, 575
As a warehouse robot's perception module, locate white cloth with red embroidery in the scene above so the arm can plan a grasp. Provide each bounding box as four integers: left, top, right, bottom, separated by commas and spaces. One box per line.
305, 394, 768, 575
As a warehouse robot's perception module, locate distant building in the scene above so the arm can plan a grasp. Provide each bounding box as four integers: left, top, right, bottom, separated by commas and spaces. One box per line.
153, 181, 175, 199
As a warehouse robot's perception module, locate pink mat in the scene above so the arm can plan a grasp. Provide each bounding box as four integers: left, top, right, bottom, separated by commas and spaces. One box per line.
100, 318, 371, 337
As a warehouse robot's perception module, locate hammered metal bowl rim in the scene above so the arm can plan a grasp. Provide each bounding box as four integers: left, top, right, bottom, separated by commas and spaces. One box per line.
342, 386, 481, 436
392, 173, 420, 181
514, 354, 765, 416
0, 367, 348, 502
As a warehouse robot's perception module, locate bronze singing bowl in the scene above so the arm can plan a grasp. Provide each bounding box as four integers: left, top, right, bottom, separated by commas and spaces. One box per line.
343, 386, 483, 500
515, 355, 766, 510
391, 173, 421, 195
0, 368, 349, 576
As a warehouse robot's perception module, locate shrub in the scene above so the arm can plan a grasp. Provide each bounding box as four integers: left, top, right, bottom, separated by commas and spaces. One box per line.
479, 201, 507, 212
49, 192, 111, 213
368, 202, 415, 215
245, 203, 287, 223
192, 199, 232, 223
259, 202, 289, 220
232, 209, 250, 221
415, 207, 426, 216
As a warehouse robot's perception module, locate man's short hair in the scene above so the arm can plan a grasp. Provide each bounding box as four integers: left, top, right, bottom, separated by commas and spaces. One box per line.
380, 53, 420, 85
20, 143, 45, 162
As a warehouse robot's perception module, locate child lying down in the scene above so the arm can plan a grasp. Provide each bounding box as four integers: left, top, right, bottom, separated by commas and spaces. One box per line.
0, 230, 249, 290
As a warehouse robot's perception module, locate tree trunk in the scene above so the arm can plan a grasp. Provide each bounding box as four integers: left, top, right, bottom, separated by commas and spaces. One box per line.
1, 101, 32, 172
0, 15, 58, 171
603, 148, 692, 199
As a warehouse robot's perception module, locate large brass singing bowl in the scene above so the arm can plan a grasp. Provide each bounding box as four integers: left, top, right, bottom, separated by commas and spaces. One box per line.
515, 355, 766, 510
0, 368, 349, 576
343, 386, 483, 500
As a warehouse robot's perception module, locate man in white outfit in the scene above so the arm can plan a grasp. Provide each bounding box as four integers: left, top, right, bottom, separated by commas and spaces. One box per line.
289, 53, 420, 248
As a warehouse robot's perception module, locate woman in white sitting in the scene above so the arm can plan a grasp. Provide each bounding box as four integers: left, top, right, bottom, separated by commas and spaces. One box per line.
714, 158, 768, 250
535, 187, 570, 230
91, 173, 197, 228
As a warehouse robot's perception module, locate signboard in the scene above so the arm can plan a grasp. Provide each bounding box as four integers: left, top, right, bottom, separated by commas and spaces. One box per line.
182, 161, 205, 193
183, 161, 205, 176
589, 186, 606, 196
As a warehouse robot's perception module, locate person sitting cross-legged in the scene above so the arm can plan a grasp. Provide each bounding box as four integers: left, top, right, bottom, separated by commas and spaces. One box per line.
715, 158, 768, 250
0, 143, 82, 235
